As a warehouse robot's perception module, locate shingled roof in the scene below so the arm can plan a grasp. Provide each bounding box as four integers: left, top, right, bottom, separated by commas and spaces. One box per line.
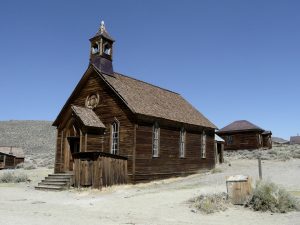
53, 65, 216, 129
98, 69, 216, 128
217, 120, 264, 133
71, 105, 105, 129
0, 147, 24, 158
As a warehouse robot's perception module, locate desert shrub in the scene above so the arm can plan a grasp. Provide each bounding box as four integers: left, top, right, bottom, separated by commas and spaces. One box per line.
16, 162, 37, 170
225, 145, 300, 161
14, 173, 29, 183
189, 192, 229, 214
0, 172, 14, 183
277, 152, 291, 161
246, 181, 300, 213
15, 163, 24, 169
211, 168, 222, 174
0, 171, 29, 183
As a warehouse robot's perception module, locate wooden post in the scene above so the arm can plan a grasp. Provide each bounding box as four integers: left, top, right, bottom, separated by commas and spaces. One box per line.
258, 157, 262, 180
132, 124, 137, 182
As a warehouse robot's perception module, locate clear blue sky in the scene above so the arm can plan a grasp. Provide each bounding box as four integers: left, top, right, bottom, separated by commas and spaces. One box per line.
0, 0, 299, 139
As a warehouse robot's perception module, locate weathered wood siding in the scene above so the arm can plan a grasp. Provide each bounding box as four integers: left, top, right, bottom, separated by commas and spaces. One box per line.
54, 129, 63, 173
218, 131, 262, 150
135, 123, 215, 182
262, 134, 272, 149
54, 72, 135, 179
73, 155, 127, 188
14, 158, 24, 166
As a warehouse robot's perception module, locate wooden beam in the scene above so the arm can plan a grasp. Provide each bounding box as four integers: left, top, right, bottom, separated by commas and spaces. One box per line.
80, 129, 83, 152
132, 124, 137, 182
60, 130, 64, 172
85, 133, 87, 152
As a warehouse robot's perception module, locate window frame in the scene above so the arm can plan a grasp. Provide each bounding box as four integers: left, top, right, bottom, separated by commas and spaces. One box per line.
110, 119, 120, 155
152, 122, 160, 158
201, 131, 206, 159
179, 128, 186, 158
227, 135, 234, 145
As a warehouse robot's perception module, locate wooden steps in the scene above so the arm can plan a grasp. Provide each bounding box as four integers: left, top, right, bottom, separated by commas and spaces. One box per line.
35, 173, 73, 191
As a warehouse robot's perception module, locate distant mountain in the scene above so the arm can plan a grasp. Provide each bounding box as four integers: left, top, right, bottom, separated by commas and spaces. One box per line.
0, 120, 56, 167
272, 137, 289, 144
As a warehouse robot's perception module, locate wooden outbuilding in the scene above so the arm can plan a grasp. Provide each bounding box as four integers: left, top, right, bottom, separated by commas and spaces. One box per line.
290, 136, 300, 145
50, 21, 217, 188
217, 120, 272, 150
0, 147, 25, 169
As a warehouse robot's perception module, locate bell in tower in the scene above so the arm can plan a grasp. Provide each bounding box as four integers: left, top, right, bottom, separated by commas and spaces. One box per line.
89, 21, 115, 75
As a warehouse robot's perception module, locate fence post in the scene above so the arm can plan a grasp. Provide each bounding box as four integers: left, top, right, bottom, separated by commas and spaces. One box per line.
258, 156, 262, 180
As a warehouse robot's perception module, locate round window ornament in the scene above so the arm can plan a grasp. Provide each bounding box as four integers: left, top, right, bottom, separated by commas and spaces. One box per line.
85, 93, 100, 109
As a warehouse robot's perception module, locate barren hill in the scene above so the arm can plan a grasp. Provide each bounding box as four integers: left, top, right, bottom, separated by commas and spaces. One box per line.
0, 120, 56, 167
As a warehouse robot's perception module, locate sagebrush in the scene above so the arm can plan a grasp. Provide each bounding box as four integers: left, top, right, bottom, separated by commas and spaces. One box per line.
0, 171, 29, 183
189, 192, 229, 214
225, 144, 300, 161
246, 180, 300, 213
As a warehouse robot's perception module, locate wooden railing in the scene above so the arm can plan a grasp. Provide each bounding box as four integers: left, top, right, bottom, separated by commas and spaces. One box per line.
72, 152, 128, 189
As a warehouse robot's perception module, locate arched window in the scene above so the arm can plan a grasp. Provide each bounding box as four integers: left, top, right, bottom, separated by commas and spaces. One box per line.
91, 43, 99, 54
103, 43, 111, 55
179, 128, 186, 158
111, 119, 120, 155
152, 122, 160, 157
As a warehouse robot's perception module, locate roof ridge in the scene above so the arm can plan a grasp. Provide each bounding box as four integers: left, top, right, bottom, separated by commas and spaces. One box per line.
113, 72, 180, 95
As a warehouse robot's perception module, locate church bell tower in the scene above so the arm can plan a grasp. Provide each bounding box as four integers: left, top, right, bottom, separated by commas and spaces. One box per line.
89, 21, 115, 75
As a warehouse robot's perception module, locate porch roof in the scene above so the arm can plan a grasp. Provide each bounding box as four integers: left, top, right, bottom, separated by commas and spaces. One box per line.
71, 105, 105, 129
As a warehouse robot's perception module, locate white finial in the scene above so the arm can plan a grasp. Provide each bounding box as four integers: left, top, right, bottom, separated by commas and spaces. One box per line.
100, 20, 105, 33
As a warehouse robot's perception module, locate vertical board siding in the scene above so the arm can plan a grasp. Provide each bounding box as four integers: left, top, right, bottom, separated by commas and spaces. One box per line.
135, 124, 215, 182
74, 156, 128, 188
219, 132, 262, 150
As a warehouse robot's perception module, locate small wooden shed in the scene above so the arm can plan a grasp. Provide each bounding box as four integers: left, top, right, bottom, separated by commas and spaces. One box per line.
0, 147, 25, 169
290, 136, 300, 145
217, 120, 272, 150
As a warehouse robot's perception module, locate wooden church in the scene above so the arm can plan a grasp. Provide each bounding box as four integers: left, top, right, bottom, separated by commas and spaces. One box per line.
44, 21, 217, 189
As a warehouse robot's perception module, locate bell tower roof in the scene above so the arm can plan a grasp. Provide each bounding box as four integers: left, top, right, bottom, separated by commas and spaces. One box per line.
90, 21, 115, 42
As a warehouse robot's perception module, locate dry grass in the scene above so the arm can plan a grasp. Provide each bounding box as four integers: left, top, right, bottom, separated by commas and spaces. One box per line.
211, 167, 223, 174
246, 180, 300, 213
0, 171, 30, 183
189, 192, 229, 214
225, 144, 300, 161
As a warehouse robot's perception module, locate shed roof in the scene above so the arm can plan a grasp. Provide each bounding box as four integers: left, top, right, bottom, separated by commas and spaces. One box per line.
0, 147, 24, 158
217, 120, 264, 133
215, 134, 225, 142
290, 136, 300, 144
71, 105, 106, 129
100, 69, 216, 128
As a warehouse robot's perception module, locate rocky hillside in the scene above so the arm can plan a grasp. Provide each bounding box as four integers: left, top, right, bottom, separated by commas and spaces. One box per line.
0, 120, 56, 167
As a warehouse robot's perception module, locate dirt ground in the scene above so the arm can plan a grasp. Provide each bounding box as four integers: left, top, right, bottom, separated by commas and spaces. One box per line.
0, 159, 300, 225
